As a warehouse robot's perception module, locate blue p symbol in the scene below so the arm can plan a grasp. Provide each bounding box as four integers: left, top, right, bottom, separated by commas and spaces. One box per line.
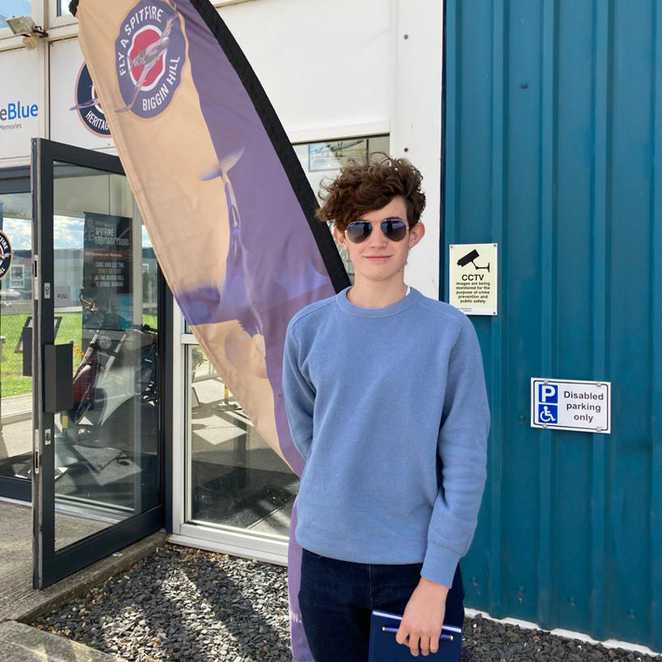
539, 384, 558, 404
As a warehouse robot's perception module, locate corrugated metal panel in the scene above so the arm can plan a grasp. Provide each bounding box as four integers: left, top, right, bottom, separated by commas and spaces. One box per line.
443, 0, 661, 650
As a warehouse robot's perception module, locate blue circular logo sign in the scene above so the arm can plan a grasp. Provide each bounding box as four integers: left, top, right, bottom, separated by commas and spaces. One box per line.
75, 64, 110, 136
115, 1, 185, 118
0, 231, 13, 280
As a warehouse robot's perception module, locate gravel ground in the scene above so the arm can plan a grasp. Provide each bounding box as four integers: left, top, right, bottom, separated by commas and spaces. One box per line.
29, 543, 660, 662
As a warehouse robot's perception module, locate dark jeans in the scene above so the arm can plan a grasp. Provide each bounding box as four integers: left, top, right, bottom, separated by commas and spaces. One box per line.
298, 547, 465, 662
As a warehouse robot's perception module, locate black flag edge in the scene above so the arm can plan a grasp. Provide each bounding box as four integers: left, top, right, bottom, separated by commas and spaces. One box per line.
189, 0, 349, 292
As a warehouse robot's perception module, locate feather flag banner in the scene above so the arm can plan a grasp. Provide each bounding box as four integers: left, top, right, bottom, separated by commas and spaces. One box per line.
73, 0, 349, 658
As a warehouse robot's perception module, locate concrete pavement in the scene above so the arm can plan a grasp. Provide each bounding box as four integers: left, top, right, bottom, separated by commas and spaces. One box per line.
0, 499, 165, 661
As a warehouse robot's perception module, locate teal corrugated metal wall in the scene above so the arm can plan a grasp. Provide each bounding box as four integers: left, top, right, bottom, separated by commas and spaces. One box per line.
443, 0, 662, 650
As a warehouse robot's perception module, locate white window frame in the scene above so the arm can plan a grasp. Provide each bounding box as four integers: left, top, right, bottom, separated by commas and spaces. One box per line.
48, 0, 77, 30
169, 298, 290, 566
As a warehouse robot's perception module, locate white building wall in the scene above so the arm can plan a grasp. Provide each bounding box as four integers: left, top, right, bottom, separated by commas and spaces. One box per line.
0, 45, 46, 162
0, 0, 442, 294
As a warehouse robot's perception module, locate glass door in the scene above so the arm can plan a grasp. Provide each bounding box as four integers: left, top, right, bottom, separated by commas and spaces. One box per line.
31, 139, 164, 588
0, 169, 33, 503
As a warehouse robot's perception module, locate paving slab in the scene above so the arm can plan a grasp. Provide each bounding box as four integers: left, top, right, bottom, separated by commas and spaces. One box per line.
0, 621, 128, 661
0, 501, 167, 624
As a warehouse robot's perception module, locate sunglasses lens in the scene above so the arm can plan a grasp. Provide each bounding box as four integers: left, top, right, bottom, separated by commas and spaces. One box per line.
345, 218, 408, 243
382, 218, 408, 241
345, 222, 371, 243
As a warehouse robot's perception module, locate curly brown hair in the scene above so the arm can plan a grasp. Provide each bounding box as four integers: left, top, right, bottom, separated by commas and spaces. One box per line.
314, 153, 426, 231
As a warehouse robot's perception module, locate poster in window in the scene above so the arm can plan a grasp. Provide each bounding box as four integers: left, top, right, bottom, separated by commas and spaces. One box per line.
82, 212, 133, 347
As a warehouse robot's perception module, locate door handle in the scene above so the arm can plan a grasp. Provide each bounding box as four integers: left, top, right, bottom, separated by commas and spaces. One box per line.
44, 342, 74, 413
22, 326, 32, 377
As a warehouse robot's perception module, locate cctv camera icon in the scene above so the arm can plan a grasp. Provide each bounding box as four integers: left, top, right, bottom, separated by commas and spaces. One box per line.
457, 249, 490, 272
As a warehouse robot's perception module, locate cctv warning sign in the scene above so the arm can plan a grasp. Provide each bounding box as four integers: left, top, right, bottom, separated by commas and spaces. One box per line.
449, 243, 498, 315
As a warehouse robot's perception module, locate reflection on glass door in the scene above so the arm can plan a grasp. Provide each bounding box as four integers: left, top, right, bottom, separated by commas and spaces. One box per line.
0, 190, 33, 497
51, 162, 160, 550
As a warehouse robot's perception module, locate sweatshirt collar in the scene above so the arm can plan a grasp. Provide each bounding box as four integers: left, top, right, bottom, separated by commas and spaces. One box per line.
335, 284, 421, 318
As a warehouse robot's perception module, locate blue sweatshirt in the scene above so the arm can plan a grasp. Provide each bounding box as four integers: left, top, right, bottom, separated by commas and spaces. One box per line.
281, 284, 490, 588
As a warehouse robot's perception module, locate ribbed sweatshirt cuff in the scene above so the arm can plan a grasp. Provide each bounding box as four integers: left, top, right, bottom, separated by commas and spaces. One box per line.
420, 545, 461, 589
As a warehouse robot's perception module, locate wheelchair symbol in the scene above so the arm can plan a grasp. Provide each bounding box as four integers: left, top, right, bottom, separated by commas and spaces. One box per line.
538, 404, 558, 424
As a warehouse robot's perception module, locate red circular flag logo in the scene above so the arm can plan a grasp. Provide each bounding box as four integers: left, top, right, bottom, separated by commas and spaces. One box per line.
128, 26, 166, 90
115, 1, 185, 118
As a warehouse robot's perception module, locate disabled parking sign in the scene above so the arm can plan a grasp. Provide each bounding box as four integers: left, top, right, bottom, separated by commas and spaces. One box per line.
531, 378, 611, 434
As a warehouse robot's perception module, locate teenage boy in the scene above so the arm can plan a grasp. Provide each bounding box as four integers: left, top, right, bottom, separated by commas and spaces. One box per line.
282, 155, 490, 660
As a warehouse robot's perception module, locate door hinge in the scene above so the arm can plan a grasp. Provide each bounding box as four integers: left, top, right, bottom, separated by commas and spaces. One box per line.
34, 449, 40, 475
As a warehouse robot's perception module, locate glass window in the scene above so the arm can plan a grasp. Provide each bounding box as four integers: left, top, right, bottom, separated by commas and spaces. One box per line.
185, 345, 295, 535
48, 163, 160, 550
0, 190, 33, 484
293, 134, 390, 280
56, 0, 72, 18
141, 224, 158, 324
0, 1, 33, 29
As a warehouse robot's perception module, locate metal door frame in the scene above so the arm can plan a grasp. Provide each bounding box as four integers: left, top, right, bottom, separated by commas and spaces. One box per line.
31, 138, 166, 589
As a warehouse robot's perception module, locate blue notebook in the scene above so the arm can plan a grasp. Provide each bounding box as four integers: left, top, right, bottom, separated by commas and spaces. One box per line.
368, 609, 463, 661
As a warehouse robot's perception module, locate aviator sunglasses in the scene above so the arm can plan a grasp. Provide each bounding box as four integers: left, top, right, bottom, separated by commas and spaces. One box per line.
344, 217, 409, 244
